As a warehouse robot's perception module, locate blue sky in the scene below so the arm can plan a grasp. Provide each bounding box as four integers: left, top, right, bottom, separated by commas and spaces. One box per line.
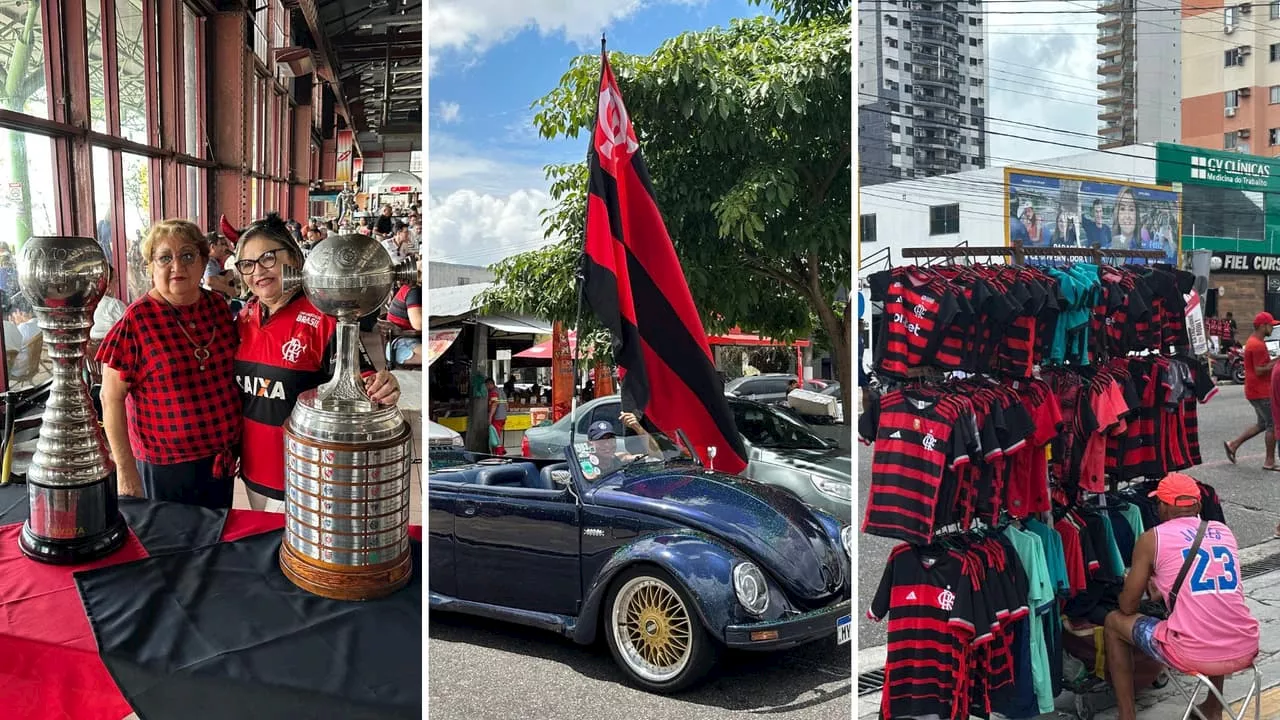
426, 0, 767, 267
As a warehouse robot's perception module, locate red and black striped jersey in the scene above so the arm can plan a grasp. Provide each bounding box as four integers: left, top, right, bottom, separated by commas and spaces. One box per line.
863, 390, 978, 543
873, 269, 959, 378
870, 546, 992, 720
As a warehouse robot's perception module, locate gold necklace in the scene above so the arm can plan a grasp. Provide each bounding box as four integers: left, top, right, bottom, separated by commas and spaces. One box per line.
158, 292, 215, 370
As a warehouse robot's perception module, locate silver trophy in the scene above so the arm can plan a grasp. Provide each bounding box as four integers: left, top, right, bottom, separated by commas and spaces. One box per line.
18, 236, 126, 563
277, 234, 416, 600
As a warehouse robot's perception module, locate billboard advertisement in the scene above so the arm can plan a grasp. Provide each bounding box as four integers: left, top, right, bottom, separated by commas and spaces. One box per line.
1005, 169, 1181, 265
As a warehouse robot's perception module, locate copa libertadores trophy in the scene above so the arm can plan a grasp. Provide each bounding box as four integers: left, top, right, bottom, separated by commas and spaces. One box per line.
18, 236, 127, 563
278, 234, 416, 600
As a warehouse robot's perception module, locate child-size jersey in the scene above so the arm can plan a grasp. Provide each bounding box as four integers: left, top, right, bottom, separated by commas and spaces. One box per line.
234, 292, 374, 499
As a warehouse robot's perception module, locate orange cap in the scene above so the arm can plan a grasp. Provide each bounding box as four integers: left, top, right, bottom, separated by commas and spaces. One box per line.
1148, 472, 1201, 507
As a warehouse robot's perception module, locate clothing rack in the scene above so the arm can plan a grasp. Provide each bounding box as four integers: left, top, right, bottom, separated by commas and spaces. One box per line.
899, 244, 1166, 265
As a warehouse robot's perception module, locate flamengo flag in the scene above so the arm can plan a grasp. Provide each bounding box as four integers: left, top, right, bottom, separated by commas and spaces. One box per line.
581, 46, 748, 474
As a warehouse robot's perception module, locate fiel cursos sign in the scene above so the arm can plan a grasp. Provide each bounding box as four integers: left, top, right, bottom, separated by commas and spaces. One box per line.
1156, 142, 1280, 192
1212, 252, 1280, 272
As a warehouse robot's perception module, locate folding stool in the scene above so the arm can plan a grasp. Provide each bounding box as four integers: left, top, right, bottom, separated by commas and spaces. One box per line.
1167, 663, 1262, 720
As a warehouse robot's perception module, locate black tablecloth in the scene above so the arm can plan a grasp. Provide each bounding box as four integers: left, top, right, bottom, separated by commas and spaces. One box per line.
0, 482, 422, 720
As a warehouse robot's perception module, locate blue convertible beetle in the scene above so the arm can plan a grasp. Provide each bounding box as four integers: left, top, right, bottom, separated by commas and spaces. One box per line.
428, 428, 852, 693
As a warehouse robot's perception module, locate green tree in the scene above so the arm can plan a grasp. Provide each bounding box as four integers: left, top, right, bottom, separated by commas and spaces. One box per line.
482, 4, 853, 416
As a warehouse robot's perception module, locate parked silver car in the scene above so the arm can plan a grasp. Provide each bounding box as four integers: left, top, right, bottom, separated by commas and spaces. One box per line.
521, 394, 850, 523
724, 373, 797, 405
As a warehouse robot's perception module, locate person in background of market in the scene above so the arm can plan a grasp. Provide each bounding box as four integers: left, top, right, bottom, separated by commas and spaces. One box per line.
96, 219, 241, 507
382, 221, 412, 263
1225, 312, 1277, 469
385, 264, 421, 365
202, 232, 238, 300
231, 213, 400, 511
374, 203, 394, 238
1103, 472, 1259, 720
486, 377, 508, 455
1227, 311, 1239, 347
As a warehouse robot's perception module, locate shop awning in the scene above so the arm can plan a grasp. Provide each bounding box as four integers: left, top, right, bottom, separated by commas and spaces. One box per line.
476, 315, 551, 336
426, 329, 460, 367
366, 171, 421, 194
514, 329, 807, 360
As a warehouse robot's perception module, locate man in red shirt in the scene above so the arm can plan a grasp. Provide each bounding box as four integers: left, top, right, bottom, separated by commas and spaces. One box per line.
1227, 312, 1277, 470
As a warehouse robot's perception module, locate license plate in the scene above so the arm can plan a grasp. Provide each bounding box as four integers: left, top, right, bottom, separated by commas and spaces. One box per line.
836, 614, 851, 645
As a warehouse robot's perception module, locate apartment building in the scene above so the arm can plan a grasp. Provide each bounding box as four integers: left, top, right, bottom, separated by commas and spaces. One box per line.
857, 0, 988, 186
1182, 0, 1280, 154
1097, 0, 1181, 150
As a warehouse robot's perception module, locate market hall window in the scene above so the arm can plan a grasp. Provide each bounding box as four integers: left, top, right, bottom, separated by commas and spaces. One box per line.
0, 1, 50, 120
115, 0, 153, 146
929, 203, 960, 235
87, 0, 108, 132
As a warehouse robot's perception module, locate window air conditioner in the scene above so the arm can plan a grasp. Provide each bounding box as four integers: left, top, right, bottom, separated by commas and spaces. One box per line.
1241, 46, 1253, 56
1241, 2, 1252, 14
1226, 23, 1236, 33
1241, 87, 1253, 97
1240, 128, 1252, 138
1227, 106, 1238, 117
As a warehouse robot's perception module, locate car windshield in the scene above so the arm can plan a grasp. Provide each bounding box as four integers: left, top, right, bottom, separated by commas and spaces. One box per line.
734, 402, 829, 450
571, 429, 694, 482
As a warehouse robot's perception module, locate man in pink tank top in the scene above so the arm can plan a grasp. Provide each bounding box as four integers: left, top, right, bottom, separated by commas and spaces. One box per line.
1104, 472, 1259, 720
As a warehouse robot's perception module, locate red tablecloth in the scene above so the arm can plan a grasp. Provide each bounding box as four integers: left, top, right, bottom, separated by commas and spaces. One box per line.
0, 509, 422, 720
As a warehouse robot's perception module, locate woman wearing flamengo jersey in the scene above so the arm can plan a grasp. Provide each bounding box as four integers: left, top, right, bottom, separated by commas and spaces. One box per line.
229, 214, 400, 511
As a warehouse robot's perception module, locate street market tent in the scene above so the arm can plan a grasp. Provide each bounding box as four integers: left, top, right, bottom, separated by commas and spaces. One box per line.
514, 329, 810, 360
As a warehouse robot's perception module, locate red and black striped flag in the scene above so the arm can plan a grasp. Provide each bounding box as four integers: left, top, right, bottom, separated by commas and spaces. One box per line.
581, 47, 748, 475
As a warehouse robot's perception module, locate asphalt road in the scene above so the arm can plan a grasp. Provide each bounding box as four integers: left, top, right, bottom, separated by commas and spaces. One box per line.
857, 381, 1280, 650
428, 612, 853, 719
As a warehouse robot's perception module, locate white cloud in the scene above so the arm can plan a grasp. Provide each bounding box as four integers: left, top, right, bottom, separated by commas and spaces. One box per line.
428, 131, 553, 197
438, 101, 462, 123
985, 2, 1101, 164
427, 0, 707, 69
427, 189, 556, 266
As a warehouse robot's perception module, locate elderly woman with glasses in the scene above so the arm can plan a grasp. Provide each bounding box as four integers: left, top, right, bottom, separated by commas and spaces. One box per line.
229, 213, 400, 511
95, 219, 242, 508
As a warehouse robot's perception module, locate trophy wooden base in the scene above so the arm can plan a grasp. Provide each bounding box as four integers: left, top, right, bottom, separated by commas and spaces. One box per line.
278, 541, 412, 601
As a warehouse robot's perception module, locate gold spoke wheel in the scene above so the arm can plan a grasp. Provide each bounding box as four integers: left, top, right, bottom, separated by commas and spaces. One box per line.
612, 575, 694, 683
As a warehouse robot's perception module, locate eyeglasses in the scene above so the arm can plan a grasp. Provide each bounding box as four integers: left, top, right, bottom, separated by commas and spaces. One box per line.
152, 251, 200, 268
235, 247, 288, 275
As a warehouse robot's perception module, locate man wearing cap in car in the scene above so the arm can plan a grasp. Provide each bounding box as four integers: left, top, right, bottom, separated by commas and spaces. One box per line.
1226, 311, 1278, 470
1103, 472, 1259, 720
582, 413, 661, 479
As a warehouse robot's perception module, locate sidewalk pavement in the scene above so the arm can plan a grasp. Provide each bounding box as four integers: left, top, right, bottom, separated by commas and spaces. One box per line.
857, 540, 1280, 719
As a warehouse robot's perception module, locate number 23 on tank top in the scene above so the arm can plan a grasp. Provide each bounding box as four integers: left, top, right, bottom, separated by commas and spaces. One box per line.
1180, 527, 1239, 594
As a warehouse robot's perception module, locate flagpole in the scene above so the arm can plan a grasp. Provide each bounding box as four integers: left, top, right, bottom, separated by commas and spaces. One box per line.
569, 33, 609, 451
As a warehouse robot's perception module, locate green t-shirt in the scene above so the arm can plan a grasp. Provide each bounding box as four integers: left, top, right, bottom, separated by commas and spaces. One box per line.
1005, 526, 1056, 714
1025, 517, 1069, 595
1098, 514, 1127, 578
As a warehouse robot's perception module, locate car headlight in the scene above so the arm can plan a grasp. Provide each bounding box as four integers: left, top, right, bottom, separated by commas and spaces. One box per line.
451, 433, 464, 447
810, 474, 852, 501
732, 562, 770, 616
841, 526, 852, 556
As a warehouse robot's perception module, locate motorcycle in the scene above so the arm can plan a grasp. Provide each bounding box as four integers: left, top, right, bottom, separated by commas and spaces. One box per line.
1210, 345, 1246, 385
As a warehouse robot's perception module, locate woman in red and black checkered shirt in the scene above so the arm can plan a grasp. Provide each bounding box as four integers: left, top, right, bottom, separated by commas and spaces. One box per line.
96, 220, 242, 508
230, 214, 400, 512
